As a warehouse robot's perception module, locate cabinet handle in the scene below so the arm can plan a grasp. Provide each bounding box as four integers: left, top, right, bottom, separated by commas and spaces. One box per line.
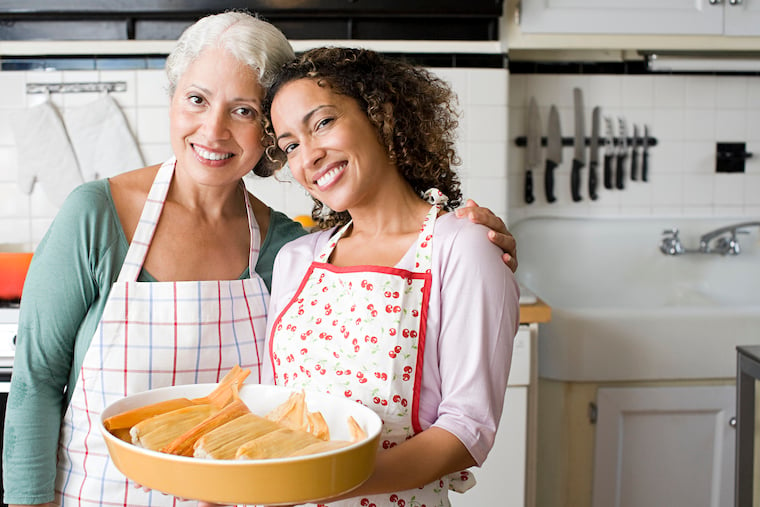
729, 0, 742, 4
709, 0, 722, 4
729, 416, 737, 428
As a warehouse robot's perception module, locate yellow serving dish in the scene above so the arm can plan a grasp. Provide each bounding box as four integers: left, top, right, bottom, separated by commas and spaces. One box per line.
100, 383, 382, 505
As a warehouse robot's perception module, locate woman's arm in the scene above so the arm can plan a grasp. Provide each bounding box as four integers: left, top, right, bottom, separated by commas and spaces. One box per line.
454, 199, 517, 273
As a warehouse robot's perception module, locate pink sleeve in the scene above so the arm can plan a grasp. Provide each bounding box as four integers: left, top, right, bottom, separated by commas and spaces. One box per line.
428, 218, 520, 465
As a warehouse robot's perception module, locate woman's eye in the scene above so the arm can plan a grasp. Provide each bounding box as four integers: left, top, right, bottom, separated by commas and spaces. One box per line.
316, 117, 334, 129
235, 107, 258, 118
282, 143, 298, 155
188, 95, 204, 105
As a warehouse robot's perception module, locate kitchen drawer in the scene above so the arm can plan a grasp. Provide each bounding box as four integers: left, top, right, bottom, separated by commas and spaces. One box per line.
507, 325, 532, 387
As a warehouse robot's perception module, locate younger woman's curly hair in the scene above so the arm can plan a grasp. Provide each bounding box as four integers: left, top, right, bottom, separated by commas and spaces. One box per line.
262, 46, 463, 229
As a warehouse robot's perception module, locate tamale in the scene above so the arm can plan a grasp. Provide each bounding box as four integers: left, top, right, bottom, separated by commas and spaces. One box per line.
235, 427, 322, 460
287, 439, 352, 457
265, 390, 306, 431
193, 413, 281, 460
130, 404, 219, 451
104, 365, 251, 432
160, 398, 251, 456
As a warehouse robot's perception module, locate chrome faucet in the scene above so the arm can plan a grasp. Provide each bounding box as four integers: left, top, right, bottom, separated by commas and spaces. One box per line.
698, 221, 760, 255
660, 228, 686, 255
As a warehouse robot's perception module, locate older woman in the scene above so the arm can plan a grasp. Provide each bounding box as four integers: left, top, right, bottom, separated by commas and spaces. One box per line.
3, 11, 516, 507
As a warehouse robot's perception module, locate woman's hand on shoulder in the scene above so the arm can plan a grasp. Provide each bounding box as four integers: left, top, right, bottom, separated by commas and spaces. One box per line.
454, 199, 517, 273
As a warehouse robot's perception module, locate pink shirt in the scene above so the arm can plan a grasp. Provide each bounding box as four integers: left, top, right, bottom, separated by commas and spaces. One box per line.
264, 212, 520, 465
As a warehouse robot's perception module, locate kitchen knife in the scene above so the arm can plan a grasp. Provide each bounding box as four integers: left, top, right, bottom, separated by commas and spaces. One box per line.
603, 116, 614, 189
588, 106, 600, 200
616, 117, 628, 190
524, 97, 541, 204
630, 124, 640, 181
571, 87, 585, 202
545, 105, 562, 203
642, 125, 650, 182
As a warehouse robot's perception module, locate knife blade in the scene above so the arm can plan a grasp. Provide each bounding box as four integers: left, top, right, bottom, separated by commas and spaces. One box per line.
524, 97, 541, 204
588, 106, 601, 200
603, 116, 614, 189
630, 124, 640, 181
571, 87, 585, 202
545, 105, 562, 203
616, 117, 628, 190
642, 125, 650, 182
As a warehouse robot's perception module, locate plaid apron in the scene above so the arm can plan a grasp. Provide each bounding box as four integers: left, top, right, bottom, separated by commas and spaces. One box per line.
54, 157, 269, 506
270, 189, 473, 507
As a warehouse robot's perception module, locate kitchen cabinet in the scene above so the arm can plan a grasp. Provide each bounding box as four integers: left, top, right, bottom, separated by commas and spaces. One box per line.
451, 323, 536, 507
537, 381, 736, 507
592, 385, 735, 507
519, 0, 760, 36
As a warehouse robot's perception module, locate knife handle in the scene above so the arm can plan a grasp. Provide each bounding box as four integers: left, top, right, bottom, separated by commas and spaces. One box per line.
525, 170, 535, 204
631, 148, 638, 181
589, 160, 599, 200
604, 154, 614, 189
571, 159, 583, 202
616, 154, 626, 190
642, 150, 649, 182
545, 159, 557, 203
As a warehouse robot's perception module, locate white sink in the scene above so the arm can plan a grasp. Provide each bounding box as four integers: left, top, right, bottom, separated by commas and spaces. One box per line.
512, 216, 760, 382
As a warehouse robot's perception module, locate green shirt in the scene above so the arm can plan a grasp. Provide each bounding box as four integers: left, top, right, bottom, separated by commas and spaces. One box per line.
2, 179, 306, 505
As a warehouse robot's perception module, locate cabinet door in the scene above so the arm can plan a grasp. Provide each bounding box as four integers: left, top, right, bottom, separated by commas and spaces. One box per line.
724, 1, 760, 36
591, 385, 735, 507
451, 386, 527, 507
520, 0, 723, 35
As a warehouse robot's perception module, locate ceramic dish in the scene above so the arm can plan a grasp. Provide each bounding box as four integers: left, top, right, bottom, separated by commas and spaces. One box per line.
100, 383, 382, 505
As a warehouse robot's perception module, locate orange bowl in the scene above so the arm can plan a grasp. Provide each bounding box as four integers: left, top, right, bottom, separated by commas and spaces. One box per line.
100, 383, 381, 506
0, 252, 33, 300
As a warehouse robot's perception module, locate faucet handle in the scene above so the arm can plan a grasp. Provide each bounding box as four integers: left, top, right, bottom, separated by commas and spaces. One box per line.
662, 227, 680, 237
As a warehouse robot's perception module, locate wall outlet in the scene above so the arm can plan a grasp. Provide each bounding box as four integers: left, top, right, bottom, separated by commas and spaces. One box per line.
716, 142, 749, 173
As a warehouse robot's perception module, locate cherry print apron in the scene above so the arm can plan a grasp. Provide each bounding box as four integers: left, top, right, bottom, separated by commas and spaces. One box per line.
270, 189, 473, 507
54, 157, 270, 506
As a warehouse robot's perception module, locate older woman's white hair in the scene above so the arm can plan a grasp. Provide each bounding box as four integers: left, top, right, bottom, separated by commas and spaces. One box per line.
166, 10, 294, 95
166, 10, 295, 176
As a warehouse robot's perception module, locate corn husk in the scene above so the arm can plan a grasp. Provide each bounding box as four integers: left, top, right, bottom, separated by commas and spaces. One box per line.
235, 427, 322, 460
130, 404, 219, 451
104, 365, 251, 432
160, 398, 251, 456
287, 439, 352, 457
193, 413, 281, 460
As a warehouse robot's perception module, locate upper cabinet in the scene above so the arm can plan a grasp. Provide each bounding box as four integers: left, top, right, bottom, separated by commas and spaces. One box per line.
519, 0, 760, 36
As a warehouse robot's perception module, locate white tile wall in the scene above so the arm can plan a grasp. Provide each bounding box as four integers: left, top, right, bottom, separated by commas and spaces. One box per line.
508, 73, 760, 223
0, 66, 510, 247
2, 67, 758, 248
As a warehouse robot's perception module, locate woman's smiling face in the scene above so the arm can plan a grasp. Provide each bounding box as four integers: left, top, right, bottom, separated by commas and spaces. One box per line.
169, 46, 266, 187
270, 78, 396, 212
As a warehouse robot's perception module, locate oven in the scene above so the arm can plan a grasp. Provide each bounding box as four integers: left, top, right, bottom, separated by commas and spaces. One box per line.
0, 306, 19, 507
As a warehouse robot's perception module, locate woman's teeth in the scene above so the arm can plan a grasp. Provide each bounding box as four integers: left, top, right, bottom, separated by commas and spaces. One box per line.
316, 163, 346, 187
194, 145, 233, 161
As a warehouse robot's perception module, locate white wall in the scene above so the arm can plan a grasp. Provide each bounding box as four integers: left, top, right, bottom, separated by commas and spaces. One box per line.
508, 73, 760, 222
2, 65, 759, 248
0, 65, 508, 247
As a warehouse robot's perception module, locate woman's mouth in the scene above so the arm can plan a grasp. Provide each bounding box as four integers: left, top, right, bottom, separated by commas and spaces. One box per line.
193, 144, 234, 161
315, 162, 347, 189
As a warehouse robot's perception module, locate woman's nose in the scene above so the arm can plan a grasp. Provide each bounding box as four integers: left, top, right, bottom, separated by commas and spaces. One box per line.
300, 139, 325, 169
202, 108, 230, 140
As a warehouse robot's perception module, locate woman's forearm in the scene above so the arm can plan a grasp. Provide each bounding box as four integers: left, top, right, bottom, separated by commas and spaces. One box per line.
334, 426, 476, 500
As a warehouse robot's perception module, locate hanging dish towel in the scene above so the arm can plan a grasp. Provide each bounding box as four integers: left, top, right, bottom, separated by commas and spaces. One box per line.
64, 93, 145, 180
10, 98, 84, 208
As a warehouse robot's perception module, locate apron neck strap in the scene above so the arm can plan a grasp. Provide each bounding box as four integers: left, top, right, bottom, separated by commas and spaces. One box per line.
117, 158, 260, 282
316, 189, 445, 269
